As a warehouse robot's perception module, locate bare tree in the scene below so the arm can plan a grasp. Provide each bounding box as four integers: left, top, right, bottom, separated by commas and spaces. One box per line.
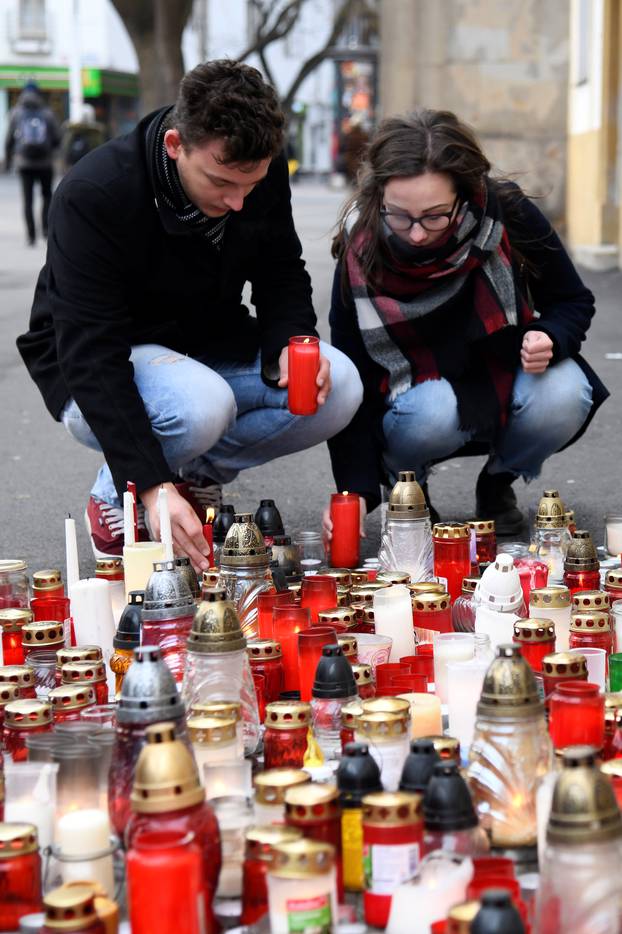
110, 0, 194, 114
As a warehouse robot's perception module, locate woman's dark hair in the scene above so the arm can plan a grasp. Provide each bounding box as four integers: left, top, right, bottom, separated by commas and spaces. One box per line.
172, 60, 285, 163
333, 109, 535, 288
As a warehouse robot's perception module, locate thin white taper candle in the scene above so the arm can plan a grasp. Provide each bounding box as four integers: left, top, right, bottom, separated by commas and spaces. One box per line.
123, 491, 136, 546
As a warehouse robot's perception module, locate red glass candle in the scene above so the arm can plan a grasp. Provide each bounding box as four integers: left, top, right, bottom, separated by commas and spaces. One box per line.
513, 619, 556, 673
284, 782, 344, 901
467, 520, 497, 566
141, 609, 195, 684
272, 605, 311, 692
411, 591, 453, 640
263, 701, 311, 769
300, 576, 338, 624
549, 681, 605, 751
0, 823, 41, 930
61, 660, 109, 705
298, 626, 338, 702
569, 612, 614, 672
257, 590, 294, 640
433, 524, 471, 603
31, 569, 64, 600
376, 663, 411, 690
563, 568, 601, 596
513, 557, 549, 606
288, 335, 320, 416
402, 649, 436, 685
49, 684, 96, 723
384, 673, 428, 695
0, 609, 31, 666
127, 830, 204, 934
2, 699, 53, 762
0, 665, 37, 699
241, 826, 301, 925
330, 493, 360, 568
247, 639, 285, 703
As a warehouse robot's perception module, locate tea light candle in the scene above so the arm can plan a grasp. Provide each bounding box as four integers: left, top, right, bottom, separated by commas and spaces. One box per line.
433, 633, 475, 704
397, 692, 442, 738
56, 807, 114, 895
374, 586, 416, 662
330, 492, 360, 568
288, 335, 320, 416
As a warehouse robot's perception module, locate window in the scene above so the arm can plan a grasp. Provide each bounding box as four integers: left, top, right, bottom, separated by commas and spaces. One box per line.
575, 0, 591, 86
18, 0, 47, 37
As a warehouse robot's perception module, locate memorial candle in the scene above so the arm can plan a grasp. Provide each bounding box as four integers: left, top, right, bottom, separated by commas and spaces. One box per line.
330, 492, 360, 568
373, 586, 416, 662
287, 335, 320, 416
203, 508, 215, 566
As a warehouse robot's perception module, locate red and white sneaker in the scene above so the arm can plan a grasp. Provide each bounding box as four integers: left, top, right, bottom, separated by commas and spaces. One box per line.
84, 496, 148, 559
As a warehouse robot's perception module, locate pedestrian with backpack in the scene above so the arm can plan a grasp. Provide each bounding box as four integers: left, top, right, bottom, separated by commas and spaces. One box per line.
5, 82, 61, 245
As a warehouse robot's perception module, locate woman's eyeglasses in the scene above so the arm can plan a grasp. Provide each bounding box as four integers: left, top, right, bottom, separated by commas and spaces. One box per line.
380, 196, 461, 233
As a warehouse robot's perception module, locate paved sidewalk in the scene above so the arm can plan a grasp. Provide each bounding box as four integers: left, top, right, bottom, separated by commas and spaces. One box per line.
0, 172, 620, 574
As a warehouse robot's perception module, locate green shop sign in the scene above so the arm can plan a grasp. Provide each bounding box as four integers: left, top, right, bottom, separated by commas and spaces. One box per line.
0, 65, 138, 97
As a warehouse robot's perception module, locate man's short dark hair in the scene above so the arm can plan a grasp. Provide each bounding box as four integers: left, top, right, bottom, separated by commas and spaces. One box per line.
172, 60, 285, 163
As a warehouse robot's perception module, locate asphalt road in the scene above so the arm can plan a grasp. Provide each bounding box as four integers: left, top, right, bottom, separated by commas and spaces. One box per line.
0, 173, 620, 575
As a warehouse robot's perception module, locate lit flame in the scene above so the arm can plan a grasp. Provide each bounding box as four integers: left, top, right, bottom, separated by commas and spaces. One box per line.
303, 337, 310, 343
205, 507, 215, 524
343, 490, 349, 495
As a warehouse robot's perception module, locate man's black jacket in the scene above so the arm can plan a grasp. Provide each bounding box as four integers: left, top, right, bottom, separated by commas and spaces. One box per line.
17, 108, 318, 498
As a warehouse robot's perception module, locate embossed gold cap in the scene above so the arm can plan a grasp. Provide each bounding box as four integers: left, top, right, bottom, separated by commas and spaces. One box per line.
356, 710, 409, 741
433, 523, 470, 540
95, 557, 124, 579
284, 783, 339, 824
407, 580, 447, 596
131, 721, 204, 813
467, 520, 495, 535
61, 660, 107, 685
542, 651, 588, 679
570, 611, 611, 634
351, 569, 371, 585
362, 696, 410, 717
461, 577, 480, 595
350, 603, 375, 625
341, 700, 364, 728
5, 698, 52, 729
337, 634, 357, 658
530, 586, 571, 610
253, 768, 310, 806
188, 588, 246, 654
0, 684, 20, 708
548, 745, 622, 844
564, 530, 599, 572
270, 839, 335, 879
387, 471, 429, 519
49, 684, 96, 712
56, 646, 102, 668
606, 568, 622, 590
349, 583, 390, 603
477, 644, 543, 719
0, 664, 35, 690
320, 568, 352, 586
220, 513, 269, 567
244, 825, 302, 861
0, 822, 38, 857
190, 699, 242, 722
572, 590, 611, 611
536, 490, 566, 529
411, 591, 451, 613
362, 791, 421, 826
422, 735, 461, 762
352, 664, 373, 687
187, 715, 237, 746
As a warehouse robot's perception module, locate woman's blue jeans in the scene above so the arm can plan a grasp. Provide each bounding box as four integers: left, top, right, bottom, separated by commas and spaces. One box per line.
382, 359, 593, 484
62, 342, 363, 507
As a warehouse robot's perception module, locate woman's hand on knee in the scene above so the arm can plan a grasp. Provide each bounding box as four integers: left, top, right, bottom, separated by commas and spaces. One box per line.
521, 330, 554, 373
322, 496, 367, 546
278, 347, 332, 406
141, 482, 211, 571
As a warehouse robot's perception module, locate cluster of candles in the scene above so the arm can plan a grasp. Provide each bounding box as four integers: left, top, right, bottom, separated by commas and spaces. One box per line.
2, 474, 622, 934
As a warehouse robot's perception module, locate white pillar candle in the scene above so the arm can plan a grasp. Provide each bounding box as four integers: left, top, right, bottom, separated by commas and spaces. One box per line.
446, 657, 491, 753
433, 633, 475, 704
56, 808, 114, 896
158, 486, 174, 562
65, 516, 80, 597
373, 585, 416, 662
386, 855, 474, 934
70, 578, 116, 681
569, 646, 607, 690
605, 516, 622, 556
528, 600, 572, 652
122, 541, 166, 600
397, 692, 442, 738
475, 604, 519, 652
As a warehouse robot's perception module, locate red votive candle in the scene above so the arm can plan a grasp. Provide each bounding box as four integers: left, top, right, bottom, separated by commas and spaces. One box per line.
549, 681, 605, 751
127, 830, 204, 934
257, 590, 294, 639
0, 610, 31, 666
288, 335, 320, 416
330, 492, 360, 568
375, 663, 411, 690
513, 619, 556, 673
272, 605, 311, 692
300, 575, 338, 623
298, 626, 338, 702
563, 568, 601, 596
433, 524, 471, 602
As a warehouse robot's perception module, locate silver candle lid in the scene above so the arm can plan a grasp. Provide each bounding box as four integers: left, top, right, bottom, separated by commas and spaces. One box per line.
142, 560, 195, 621
117, 645, 185, 724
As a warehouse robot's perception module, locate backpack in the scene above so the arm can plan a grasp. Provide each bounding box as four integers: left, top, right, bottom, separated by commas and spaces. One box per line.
15, 111, 51, 159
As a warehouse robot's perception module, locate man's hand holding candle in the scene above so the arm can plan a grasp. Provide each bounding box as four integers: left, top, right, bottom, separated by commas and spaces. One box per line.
278, 344, 332, 406
322, 496, 367, 546
141, 482, 211, 571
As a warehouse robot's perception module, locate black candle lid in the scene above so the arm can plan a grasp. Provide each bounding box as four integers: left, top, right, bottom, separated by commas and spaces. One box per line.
213, 505, 236, 543
423, 761, 478, 831
312, 644, 357, 699
399, 739, 440, 794
337, 742, 383, 806
113, 590, 144, 648
255, 499, 285, 537
471, 890, 525, 934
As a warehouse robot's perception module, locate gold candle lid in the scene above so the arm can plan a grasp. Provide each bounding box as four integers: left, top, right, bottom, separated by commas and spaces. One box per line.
362, 791, 422, 826
564, 530, 599, 572
411, 590, 451, 612
0, 822, 38, 857
570, 611, 611, 633
245, 825, 302, 861
247, 639, 282, 661
95, 558, 124, 578
5, 698, 52, 729
407, 581, 446, 596
548, 745, 622, 844
387, 471, 429, 519
461, 577, 480, 595
467, 520, 495, 535
513, 619, 555, 643
542, 652, 588, 678
565, 509, 575, 526
349, 583, 390, 603
49, 684, 96, 711
572, 590, 611, 611
56, 645, 102, 667
356, 710, 409, 741
0, 665, 35, 690
477, 645, 543, 719
22, 620, 65, 647
351, 569, 371, 585
270, 839, 335, 879
0, 560, 27, 573
32, 569, 62, 591
201, 568, 220, 588
321, 568, 352, 586
220, 514, 269, 567
352, 664, 373, 687
265, 700, 311, 731
131, 721, 203, 813
190, 700, 242, 722
433, 522, 470, 540
253, 768, 310, 805
0, 684, 21, 708
536, 490, 566, 529
376, 570, 411, 585
422, 735, 461, 761
284, 783, 339, 822
336, 634, 357, 657
351, 602, 375, 625
447, 900, 482, 933
362, 696, 410, 717
605, 568, 622, 589
530, 586, 572, 610
61, 660, 107, 685
43, 884, 99, 931
318, 606, 356, 628
341, 700, 364, 727
187, 715, 237, 746
189, 588, 246, 654
0, 608, 33, 632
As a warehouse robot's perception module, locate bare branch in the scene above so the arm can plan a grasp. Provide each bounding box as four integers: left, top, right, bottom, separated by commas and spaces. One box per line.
237, 0, 304, 62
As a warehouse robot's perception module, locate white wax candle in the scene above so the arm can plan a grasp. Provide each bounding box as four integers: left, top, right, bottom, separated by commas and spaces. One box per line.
373, 585, 416, 662
123, 491, 136, 546
65, 516, 80, 596
475, 604, 519, 651
56, 808, 114, 896
70, 579, 116, 673
158, 486, 174, 561
529, 604, 572, 652
386, 856, 473, 934
122, 541, 166, 600
605, 517, 622, 556
203, 760, 252, 800
446, 657, 491, 753
4, 762, 57, 852
433, 633, 475, 703
569, 646, 607, 690
397, 692, 442, 738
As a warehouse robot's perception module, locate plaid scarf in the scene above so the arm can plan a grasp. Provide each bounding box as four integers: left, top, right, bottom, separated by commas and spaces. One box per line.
345, 180, 533, 433
146, 107, 229, 249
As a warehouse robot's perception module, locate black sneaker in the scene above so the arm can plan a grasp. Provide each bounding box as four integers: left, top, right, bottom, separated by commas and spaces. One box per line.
475, 468, 525, 535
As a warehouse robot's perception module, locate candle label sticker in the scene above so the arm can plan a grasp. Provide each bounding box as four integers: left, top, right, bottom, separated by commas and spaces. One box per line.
436, 576, 448, 591
363, 842, 420, 895
285, 894, 332, 932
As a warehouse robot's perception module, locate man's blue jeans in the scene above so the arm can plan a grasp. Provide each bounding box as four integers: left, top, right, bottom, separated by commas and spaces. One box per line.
382, 359, 593, 484
62, 342, 363, 506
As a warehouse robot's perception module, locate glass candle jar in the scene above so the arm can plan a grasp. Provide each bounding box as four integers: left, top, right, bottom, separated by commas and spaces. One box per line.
433, 633, 475, 704
513, 556, 549, 606
352, 664, 375, 699
253, 768, 310, 826
541, 651, 588, 706
374, 585, 416, 662
0, 608, 31, 665
300, 576, 338, 624
256, 591, 294, 640
32, 569, 64, 600
433, 524, 471, 603
569, 611, 614, 668
563, 567, 602, 596
467, 520, 497, 567
247, 639, 285, 705
355, 710, 411, 792
263, 701, 311, 770
127, 830, 204, 934
293, 530, 326, 574
0, 664, 36, 699
267, 839, 338, 934
3, 699, 52, 761
49, 684, 97, 724
530, 586, 572, 652
271, 605, 311, 693
25, 649, 58, 698
141, 611, 194, 685
297, 627, 338, 703
361, 791, 423, 929
284, 782, 343, 901
61, 662, 109, 706
412, 591, 453, 642
451, 578, 479, 633
0, 560, 29, 609
241, 825, 302, 926
0, 822, 41, 930
549, 681, 605, 751
513, 619, 556, 673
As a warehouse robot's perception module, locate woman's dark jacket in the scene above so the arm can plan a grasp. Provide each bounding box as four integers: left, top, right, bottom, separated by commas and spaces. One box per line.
16, 108, 318, 498
327, 196, 608, 511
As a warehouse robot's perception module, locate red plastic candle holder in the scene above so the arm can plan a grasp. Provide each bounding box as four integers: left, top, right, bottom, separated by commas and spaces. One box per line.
257, 590, 294, 640
400, 654, 435, 685
384, 673, 428, 695
272, 605, 311, 692
433, 527, 471, 603
549, 681, 605, 751
563, 569, 602, 597
300, 575, 338, 624
329, 492, 360, 568
0, 842, 41, 931
298, 626, 338, 702
288, 335, 320, 416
